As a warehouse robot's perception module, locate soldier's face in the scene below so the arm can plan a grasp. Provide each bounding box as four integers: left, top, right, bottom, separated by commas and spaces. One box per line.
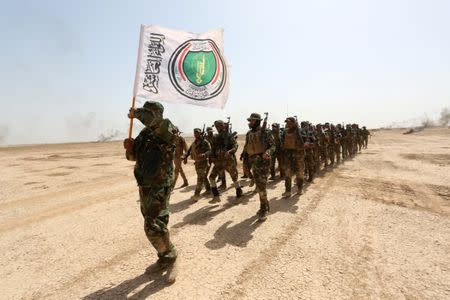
286, 120, 295, 129
216, 124, 224, 132
248, 119, 257, 128
194, 131, 201, 139
207, 130, 213, 136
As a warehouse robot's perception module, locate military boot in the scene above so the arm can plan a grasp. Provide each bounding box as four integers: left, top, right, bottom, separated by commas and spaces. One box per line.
180, 181, 188, 188
283, 179, 292, 197
191, 192, 200, 202
257, 201, 270, 221
204, 180, 211, 192
269, 169, 276, 180
236, 187, 243, 198
210, 187, 220, 203
219, 177, 227, 189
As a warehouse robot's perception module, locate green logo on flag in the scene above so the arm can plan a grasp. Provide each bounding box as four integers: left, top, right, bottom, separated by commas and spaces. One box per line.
169, 39, 226, 101
183, 51, 217, 86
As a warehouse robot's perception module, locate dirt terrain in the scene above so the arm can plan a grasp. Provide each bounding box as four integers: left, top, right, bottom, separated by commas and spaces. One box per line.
1, 128, 449, 299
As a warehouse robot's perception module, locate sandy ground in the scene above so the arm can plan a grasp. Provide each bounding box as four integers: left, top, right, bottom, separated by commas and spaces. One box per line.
0, 128, 449, 299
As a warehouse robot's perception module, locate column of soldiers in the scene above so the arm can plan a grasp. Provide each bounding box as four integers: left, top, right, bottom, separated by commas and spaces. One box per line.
183, 114, 371, 218
123, 101, 371, 279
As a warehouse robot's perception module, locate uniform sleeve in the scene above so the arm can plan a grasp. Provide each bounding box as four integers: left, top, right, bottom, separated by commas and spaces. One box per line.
203, 139, 211, 157
242, 132, 249, 155
126, 131, 143, 161
186, 143, 193, 158
158, 119, 177, 144
182, 137, 188, 153
265, 130, 276, 156
209, 136, 217, 159
229, 135, 238, 154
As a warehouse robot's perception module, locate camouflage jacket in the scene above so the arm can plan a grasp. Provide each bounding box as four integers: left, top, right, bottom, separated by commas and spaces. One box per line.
126, 119, 177, 187
243, 127, 276, 157
210, 131, 239, 162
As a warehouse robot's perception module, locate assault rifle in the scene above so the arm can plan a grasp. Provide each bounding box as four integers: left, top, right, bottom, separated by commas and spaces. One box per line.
262, 112, 269, 129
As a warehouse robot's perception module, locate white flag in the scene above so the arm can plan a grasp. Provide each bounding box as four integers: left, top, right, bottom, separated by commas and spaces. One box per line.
133, 25, 229, 109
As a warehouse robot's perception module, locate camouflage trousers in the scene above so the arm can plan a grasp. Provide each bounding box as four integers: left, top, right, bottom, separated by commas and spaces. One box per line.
270, 151, 284, 178
173, 158, 187, 187
242, 155, 253, 178
194, 159, 211, 195
319, 145, 328, 167
139, 185, 177, 262
328, 144, 335, 164
249, 154, 270, 208
341, 140, 348, 158
334, 143, 341, 163
304, 150, 315, 181
313, 146, 321, 172
209, 157, 239, 188
363, 137, 368, 149
283, 150, 305, 192
358, 138, 363, 151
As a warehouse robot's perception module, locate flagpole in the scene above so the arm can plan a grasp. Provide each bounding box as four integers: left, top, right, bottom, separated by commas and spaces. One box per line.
128, 25, 144, 140
128, 96, 136, 139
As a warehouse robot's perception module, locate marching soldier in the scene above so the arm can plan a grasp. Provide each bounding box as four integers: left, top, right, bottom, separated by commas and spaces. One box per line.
281, 117, 306, 197
207, 126, 227, 189
209, 120, 243, 202
316, 124, 328, 168
269, 123, 283, 180
242, 113, 275, 221
173, 128, 189, 188
301, 121, 315, 182
184, 128, 211, 202
123, 101, 178, 282
362, 126, 370, 149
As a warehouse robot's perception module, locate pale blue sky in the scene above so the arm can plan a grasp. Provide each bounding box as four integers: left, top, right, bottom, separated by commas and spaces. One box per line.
0, 0, 449, 144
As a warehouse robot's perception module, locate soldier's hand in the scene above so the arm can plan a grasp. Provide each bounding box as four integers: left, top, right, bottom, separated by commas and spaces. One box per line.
263, 153, 270, 160
123, 138, 134, 151
128, 108, 136, 119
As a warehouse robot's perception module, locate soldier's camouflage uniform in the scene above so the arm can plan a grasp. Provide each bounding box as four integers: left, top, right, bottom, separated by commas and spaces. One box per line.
301, 123, 315, 182
281, 118, 306, 194
173, 134, 188, 187
209, 121, 242, 199
329, 125, 341, 164
125, 101, 177, 264
340, 125, 348, 159
362, 127, 370, 149
270, 124, 284, 179
186, 129, 211, 197
310, 125, 321, 173
206, 128, 226, 187
316, 125, 328, 168
243, 113, 276, 218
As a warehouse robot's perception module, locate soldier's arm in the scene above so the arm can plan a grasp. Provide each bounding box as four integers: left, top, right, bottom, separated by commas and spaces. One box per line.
182, 137, 188, 153
242, 132, 249, 155
228, 136, 238, 154
265, 131, 276, 156
209, 137, 217, 160
158, 119, 177, 144
125, 133, 142, 161
185, 144, 193, 158
203, 139, 211, 157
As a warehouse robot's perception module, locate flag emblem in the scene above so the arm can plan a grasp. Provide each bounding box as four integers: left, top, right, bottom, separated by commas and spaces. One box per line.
168, 39, 227, 101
